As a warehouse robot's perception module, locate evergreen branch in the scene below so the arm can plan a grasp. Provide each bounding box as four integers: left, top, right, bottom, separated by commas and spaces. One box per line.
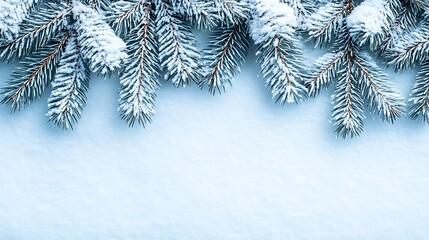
1, 31, 69, 111
0, 2, 71, 61
47, 30, 90, 130
73, 1, 127, 75
201, 22, 249, 94
171, 0, 217, 30
332, 60, 365, 138
250, 0, 308, 104
347, 0, 395, 50
211, 0, 250, 26
107, 0, 149, 36
280, 0, 316, 29
355, 53, 405, 122
257, 37, 308, 104
156, 0, 201, 87
409, 61, 429, 123
306, 2, 348, 46
389, 23, 429, 70
119, 7, 159, 126
0, 0, 41, 41
307, 51, 345, 96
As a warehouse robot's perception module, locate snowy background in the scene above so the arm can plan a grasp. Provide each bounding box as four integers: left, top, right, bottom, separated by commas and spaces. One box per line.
0, 44, 428, 239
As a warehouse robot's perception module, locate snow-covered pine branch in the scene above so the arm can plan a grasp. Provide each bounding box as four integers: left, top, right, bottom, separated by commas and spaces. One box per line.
171, 0, 217, 30
409, 61, 429, 123
306, 1, 348, 46
250, 0, 307, 104
331, 58, 365, 138
354, 53, 405, 122
47, 30, 90, 130
0, 0, 39, 42
118, 2, 159, 126
389, 23, 429, 70
280, 0, 315, 29
347, 0, 396, 50
73, 0, 127, 75
0, 2, 70, 61
307, 1, 405, 138
107, 0, 149, 36
156, 0, 201, 87
200, 0, 250, 94
1, 33, 69, 111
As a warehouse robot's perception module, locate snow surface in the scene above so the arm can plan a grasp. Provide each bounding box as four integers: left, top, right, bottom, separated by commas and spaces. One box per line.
1, 43, 429, 239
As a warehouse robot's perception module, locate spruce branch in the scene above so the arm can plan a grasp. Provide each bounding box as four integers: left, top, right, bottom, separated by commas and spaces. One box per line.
332, 59, 365, 138
0, 0, 41, 42
280, 0, 315, 29
118, 4, 159, 126
306, 1, 349, 46
107, 0, 148, 36
409, 61, 429, 123
73, 1, 127, 75
0, 2, 71, 61
171, 0, 217, 30
308, 1, 405, 137
47, 30, 90, 130
211, 0, 250, 26
307, 51, 345, 96
355, 53, 405, 122
389, 23, 429, 70
347, 0, 396, 50
201, 22, 249, 94
156, 0, 201, 87
250, 0, 308, 104
1, 31, 69, 111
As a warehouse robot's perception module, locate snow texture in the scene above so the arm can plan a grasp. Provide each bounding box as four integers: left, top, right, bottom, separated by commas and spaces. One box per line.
0, 41, 429, 238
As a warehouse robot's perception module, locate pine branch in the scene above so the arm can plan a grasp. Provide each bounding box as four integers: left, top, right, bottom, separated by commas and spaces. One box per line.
82, 0, 111, 11
307, 51, 345, 96
171, 0, 217, 30
347, 0, 396, 50
156, 0, 201, 87
73, 1, 127, 75
409, 61, 429, 123
280, 0, 316, 29
47, 30, 90, 130
0, 2, 71, 61
389, 23, 429, 70
0, 0, 41, 41
118, 5, 159, 126
332, 60, 365, 138
306, 1, 349, 46
1, 31, 69, 111
201, 22, 249, 94
107, 0, 148, 36
355, 53, 405, 122
211, 0, 250, 26
251, 0, 307, 104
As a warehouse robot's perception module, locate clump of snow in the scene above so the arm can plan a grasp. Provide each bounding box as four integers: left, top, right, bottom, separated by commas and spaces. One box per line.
0, 0, 38, 41
249, 0, 297, 45
72, 1, 127, 75
347, 0, 391, 44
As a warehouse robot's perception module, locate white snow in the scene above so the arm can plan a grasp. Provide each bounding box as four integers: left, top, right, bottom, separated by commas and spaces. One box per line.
73, 1, 127, 75
1, 43, 429, 239
250, 0, 297, 45
347, 0, 393, 45
0, 0, 37, 41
